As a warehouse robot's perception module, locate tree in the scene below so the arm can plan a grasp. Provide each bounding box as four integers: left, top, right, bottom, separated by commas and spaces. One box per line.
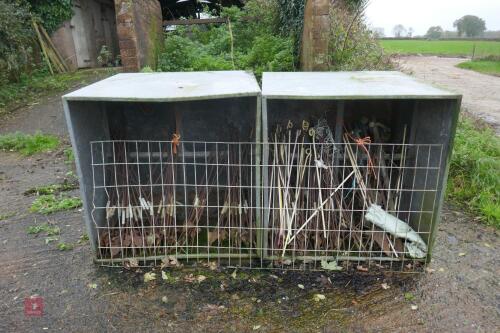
425, 26, 444, 39
392, 24, 406, 38
453, 15, 486, 37
407, 27, 414, 38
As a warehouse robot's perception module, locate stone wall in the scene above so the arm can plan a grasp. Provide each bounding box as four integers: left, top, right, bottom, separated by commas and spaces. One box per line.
115, 0, 163, 72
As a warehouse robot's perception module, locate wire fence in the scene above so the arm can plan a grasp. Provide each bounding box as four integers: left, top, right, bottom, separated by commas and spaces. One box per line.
90, 139, 443, 272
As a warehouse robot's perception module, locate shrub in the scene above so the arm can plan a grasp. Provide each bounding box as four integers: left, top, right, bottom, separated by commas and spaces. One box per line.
447, 117, 500, 226
157, 2, 295, 77
326, 2, 392, 70
0, 0, 33, 82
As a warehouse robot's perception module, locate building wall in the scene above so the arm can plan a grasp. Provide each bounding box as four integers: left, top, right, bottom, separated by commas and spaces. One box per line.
50, 0, 119, 70
115, 0, 163, 72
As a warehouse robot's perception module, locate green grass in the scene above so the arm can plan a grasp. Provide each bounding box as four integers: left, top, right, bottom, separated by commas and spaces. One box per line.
27, 223, 60, 236
457, 59, 500, 76
0, 67, 117, 116
24, 181, 78, 196
0, 212, 16, 221
448, 117, 500, 227
379, 40, 500, 57
56, 242, 74, 251
30, 195, 82, 215
0, 132, 59, 155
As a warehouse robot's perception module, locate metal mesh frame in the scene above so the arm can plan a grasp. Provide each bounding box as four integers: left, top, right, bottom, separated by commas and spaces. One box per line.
90, 140, 443, 272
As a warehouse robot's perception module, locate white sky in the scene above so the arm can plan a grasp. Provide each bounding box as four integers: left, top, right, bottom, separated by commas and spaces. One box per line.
365, 0, 500, 37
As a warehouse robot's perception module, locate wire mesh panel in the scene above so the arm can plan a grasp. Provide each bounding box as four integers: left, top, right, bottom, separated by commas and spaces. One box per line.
90, 139, 443, 272
263, 138, 443, 272
91, 140, 260, 267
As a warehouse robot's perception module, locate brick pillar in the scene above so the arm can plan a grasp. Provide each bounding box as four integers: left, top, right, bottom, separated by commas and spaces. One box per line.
300, 0, 331, 71
115, 0, 162, 72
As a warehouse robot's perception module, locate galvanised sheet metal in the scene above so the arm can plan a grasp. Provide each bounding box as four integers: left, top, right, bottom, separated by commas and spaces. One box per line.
262, 71, 461, 100
63, 71, 261, 102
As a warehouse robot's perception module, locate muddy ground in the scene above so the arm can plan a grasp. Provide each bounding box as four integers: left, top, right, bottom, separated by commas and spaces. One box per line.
400, 56, 500, 135
0, 68, 499, 332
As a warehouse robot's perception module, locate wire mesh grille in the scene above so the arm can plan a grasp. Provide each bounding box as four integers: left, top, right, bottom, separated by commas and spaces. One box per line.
90, 140, 443, 272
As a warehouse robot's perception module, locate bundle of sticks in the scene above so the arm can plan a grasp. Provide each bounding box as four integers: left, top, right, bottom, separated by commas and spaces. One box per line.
97, 140, 255, 259
266, 117, 427, 261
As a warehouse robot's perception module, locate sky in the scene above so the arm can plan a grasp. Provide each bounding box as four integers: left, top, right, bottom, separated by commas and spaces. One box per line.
365, 0, 500, 37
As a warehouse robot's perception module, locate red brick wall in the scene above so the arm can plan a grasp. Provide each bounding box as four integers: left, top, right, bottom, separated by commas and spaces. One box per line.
115, 0, 162, 72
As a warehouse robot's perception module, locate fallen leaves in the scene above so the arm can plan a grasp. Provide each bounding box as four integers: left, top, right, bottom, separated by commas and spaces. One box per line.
356, 265, 368, 272
161, 255, 181, 268
183, 274, 207, 283
381, 283, 390, 290
321, 260, 343, 271
124, 258, 139, 268
144, 272, 156, 283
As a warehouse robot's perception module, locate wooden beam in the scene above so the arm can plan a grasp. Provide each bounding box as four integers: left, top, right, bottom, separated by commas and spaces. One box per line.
163, 17, 227, 26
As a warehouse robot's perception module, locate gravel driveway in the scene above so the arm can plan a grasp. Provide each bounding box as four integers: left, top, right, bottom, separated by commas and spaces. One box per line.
400, 55, 500, 134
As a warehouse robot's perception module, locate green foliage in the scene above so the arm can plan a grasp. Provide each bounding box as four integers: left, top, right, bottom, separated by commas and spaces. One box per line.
57, 242, 74, 251
447, 117, 500, 226
457, 59, 500, 76
30, 195, 82, 214
0, 131, 59, 155
0, 0, 33, 82
0, 212, 16, 221
276, 0, 305, 59
64, 147, 75, 164
326, 4, 392, 70
425, 26, 444, 40
97, 45, 113, 67
0, 68, 114, 114
24, 181, 78, 196
27, 223, 60, 235
453, 15, 486, 38
157, 2, 295, 78
28, 0, 73, 34
404, 292, 415, 301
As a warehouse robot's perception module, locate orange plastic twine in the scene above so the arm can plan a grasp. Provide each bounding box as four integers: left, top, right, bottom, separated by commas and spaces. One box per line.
349, 134, 375, 175
172, 133, 180, 155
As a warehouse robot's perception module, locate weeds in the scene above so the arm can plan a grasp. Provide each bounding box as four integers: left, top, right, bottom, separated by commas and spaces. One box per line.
64, 148, 75, 165
0, 68, 118, 116
0, 212, 15, 221
27, 223, 60, 235
0, 132, 59, 156
30, 195, 82, 215
57, 242, 74, 251
157, 3, 295, 79
24, 181, 78, 196
77, 233, 89, 244
448, 116, 500, 227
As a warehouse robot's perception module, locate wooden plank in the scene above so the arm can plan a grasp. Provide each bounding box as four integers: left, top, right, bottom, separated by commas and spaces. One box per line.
163, 17, 227, 26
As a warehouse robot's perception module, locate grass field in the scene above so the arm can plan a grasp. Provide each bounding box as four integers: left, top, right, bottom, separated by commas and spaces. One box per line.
457, 59, 500, 75
379, 40, 500, 57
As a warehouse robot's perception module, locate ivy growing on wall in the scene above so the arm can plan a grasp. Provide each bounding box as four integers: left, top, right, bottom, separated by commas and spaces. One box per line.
276, 0, 305, 60
28, 0, 74, 34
